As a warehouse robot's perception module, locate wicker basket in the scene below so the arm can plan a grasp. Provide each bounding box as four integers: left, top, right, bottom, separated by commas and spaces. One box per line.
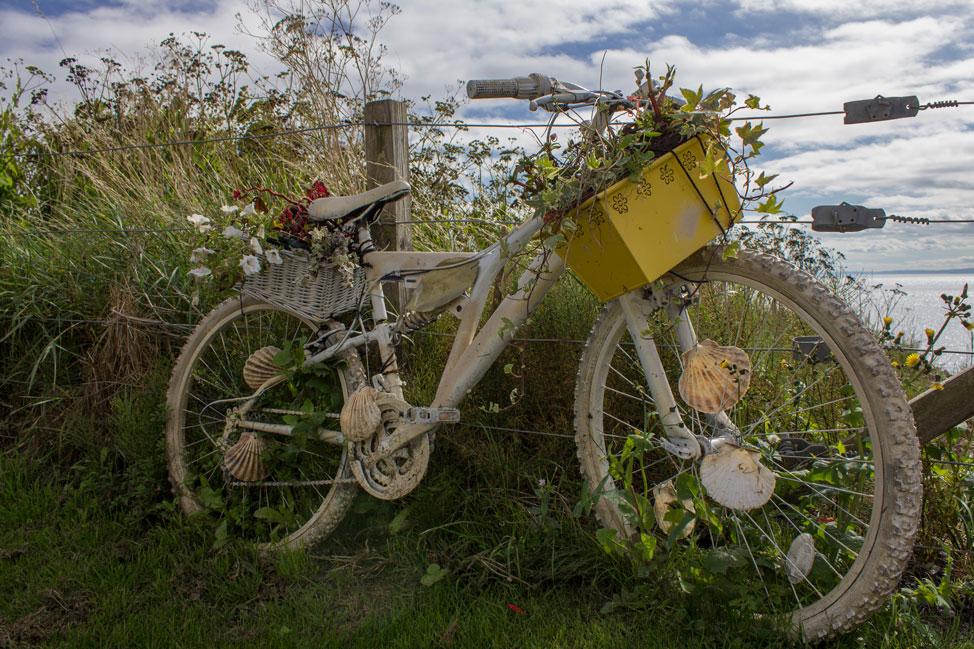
240, 249, 365, 323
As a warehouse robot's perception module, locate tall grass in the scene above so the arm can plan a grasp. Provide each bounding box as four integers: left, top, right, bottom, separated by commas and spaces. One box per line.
1, 2, 972, 645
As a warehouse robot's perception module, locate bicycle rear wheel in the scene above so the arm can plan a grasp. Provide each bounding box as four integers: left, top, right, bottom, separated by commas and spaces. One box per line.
166, 295, 363, 552
573, 247, 921, 640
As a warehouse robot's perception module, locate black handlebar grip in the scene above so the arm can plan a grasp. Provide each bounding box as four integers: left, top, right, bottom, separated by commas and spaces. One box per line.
467, 75, 544, 100
467, 78, 519, 99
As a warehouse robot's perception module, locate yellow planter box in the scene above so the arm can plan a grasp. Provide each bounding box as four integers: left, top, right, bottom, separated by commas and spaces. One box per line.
553, 136, 741, 301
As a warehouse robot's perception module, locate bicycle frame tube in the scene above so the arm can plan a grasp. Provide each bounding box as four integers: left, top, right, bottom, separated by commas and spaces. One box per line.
302, 215, 565, 458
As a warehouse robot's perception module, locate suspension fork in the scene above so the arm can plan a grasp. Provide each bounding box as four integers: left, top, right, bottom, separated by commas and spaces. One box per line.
617, 286, 738, 460
617, 290, 701, 459
665, 293, 739, 441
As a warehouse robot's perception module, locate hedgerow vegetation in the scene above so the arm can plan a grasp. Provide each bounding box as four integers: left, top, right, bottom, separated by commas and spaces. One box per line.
1, 1, 972, 646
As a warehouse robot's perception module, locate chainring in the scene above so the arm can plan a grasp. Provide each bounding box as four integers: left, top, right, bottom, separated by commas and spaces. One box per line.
349, 392, 430, 500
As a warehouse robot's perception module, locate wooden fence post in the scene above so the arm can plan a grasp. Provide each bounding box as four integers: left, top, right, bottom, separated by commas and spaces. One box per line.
911, 365, 974, 446
364, 99, 411, 313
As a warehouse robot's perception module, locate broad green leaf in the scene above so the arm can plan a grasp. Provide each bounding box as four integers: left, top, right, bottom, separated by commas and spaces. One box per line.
420, 563, 449, 586
254, 507, 289, 524
675, 472, 699, 499
702, 547, 749, 574
389, 508, 410, 534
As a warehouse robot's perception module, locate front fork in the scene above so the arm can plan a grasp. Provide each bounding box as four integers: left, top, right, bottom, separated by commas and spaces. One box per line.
617, 287, 738, 460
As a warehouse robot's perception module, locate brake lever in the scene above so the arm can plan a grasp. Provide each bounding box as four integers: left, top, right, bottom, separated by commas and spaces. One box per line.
530, 92, 595, 111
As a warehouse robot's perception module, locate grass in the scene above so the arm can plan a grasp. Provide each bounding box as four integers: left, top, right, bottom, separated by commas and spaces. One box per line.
2, 235, 973, 648
2, 441, 973, 649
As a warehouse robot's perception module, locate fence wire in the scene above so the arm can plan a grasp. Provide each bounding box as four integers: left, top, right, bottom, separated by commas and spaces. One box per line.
2, 313, 970, 562
3, 95, 971, 160
2, 96, 973, 567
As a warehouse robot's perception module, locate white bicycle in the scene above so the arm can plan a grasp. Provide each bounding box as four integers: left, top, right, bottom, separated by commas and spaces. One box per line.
165, 72, 922, 640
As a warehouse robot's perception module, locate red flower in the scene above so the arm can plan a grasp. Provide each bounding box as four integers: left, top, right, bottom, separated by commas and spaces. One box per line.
307, 181, 330, 201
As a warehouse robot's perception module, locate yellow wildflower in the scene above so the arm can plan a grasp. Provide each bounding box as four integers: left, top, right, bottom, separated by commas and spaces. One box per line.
882, 316, 892, 326
905, 353, 920, 367
924, 328, 935, 338
891, 361, 899, 367
931, 382, 944, 391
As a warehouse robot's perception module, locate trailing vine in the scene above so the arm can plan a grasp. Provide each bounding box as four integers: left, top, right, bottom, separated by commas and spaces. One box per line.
513, 61, 785, 250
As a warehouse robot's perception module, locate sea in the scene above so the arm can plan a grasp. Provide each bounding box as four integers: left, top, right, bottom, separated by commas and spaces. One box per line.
857, 271, 973, 373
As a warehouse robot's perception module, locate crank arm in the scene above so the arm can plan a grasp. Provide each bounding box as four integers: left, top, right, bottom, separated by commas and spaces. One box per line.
404, 407, 460, 425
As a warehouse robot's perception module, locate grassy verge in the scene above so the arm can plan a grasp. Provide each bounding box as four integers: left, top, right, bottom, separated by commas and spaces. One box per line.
1, 279, 972, 648
2, 444, 972, 649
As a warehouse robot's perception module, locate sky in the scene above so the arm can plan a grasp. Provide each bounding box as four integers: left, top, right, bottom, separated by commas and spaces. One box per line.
1, 0, 973, 272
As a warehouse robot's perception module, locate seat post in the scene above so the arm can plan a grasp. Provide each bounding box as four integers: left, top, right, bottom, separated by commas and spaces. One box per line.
356, 224, 390, 324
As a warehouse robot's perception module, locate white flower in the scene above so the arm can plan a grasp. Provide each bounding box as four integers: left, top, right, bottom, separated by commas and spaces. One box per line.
265, 248, 283, 265
256, 224, 266, 239
241, 203, 257, 217
222, 225, 246, 240
186, 214, 211, 231
239, 254, 261, 275
249, 237, 263, 255
221, 205, 240, 214
198, 224, 212, 233
190, 247, 214, 263
188, 266, 212, 281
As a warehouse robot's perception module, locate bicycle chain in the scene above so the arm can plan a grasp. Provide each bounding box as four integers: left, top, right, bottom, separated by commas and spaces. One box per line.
226, 477, 357, 487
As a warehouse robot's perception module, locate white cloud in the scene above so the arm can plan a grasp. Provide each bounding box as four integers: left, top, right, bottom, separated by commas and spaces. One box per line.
0, 1, 279, 102
380, 0, 672, 100
587, 14, 974, 270
1, 0, 971, 271
736, 0, 972, 19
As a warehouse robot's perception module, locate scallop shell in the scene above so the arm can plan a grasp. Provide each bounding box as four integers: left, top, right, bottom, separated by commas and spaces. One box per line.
700, 444, 775, 510
678, 339, 751, 413
243, 346, 283, 390
785, 532, 816, 584
652, 480, 696, 537
223, 432, 271, 482
340, 386, 383, 442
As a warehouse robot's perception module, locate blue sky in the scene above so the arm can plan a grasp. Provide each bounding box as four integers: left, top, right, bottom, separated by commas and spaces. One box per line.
2, 0, 973, 272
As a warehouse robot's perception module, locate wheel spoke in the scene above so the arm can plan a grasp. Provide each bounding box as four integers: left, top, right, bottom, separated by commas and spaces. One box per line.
572, 249, 918, 639
166, 299, 358, 551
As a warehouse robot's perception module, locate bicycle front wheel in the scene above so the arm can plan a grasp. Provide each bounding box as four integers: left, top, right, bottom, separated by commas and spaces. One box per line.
166, 295, 363, 552
573, 247, 921, 640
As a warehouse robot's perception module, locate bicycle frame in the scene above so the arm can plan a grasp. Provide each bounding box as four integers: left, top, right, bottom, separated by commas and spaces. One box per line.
238, 101, 714, 463
281, 212, 561, 457
253, 205, 712, 464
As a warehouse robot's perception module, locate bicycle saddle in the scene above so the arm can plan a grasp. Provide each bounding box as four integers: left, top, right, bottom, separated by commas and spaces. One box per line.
308, 180, 411, 223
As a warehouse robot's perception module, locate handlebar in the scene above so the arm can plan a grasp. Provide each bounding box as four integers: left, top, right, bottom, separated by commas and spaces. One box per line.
467, 73, 632, 114
466, 74, 553, 100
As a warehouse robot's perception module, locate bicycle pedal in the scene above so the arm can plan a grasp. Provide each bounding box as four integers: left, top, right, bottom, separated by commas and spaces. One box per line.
401, 407, 460, 425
